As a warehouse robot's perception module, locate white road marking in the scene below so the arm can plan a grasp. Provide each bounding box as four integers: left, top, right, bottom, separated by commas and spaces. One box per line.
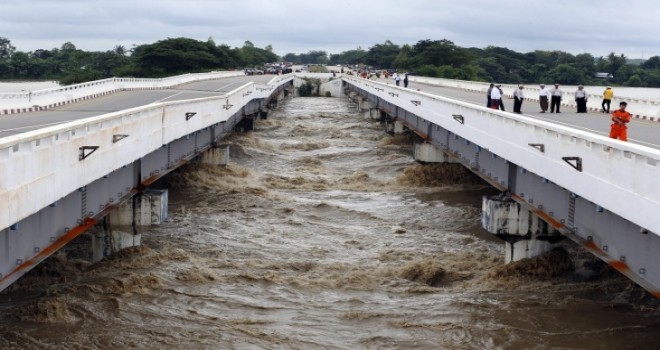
152, 80, 242, 103
0, 119, 76, 133
214, 81, 241, 91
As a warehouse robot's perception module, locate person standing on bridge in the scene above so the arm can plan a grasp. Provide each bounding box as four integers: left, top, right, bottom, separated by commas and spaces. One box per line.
602, 87, 614, 113
538, 84, 550, 113
487, 83, 494, 108
513, 85, 524, 113
498, 85, 506, 111
404, 74, 409, 88
490, 84, 502, 109
550, 83, 562, 113
395, 74, 401, 86
609, 101, 631, 141
574, 85, 588, 113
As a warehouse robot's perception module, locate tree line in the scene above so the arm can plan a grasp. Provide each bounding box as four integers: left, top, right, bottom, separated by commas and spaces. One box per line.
2, 36, 660, 87
285, 39, 660, 87
0, 37, 278, 85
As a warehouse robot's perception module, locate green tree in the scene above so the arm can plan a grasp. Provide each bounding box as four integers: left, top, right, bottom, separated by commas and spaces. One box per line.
0, 37, 15, 60
393, 44, 413, 69
132, 37, 220, 76
545, 64, 586, 85
363, 40, 400, 68
411, 39, 472, 67
625, 74, 644, 86
641, 56, 660, 70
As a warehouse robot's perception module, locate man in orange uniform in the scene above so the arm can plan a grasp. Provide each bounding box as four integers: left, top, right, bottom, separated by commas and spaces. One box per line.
609, 101, 631, 141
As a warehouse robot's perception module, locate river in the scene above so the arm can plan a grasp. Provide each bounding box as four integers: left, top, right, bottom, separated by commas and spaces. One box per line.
1, 96, 660, 349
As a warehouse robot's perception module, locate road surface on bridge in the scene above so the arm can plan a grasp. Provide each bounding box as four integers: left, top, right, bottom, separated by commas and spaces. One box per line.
3, 74, 660, 149
0, 75, 273, 137
374, 77, 660, 149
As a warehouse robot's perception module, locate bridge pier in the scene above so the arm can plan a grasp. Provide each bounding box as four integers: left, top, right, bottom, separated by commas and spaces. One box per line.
413, 142, 458, 164
384, 119, 406, 134
357, 98, 375, 113
236, 114, 256, 132
482, 195, 562, 263
200, 145, 230, 166
91, 190, 168, 262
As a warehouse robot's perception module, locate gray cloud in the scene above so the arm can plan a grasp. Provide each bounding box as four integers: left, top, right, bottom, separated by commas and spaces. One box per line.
1, 0, 658, 58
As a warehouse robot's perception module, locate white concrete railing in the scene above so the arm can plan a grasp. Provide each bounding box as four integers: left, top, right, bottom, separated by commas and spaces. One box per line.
345, 76, 660, 236
409, 76, 660, 120
0, 75, 293, 231
0, 71, 245, 112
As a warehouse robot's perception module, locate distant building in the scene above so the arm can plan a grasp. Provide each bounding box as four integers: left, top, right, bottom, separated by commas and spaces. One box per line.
595, 72, 614, 79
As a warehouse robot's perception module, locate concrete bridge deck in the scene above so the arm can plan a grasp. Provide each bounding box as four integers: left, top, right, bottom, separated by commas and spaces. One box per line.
0, 75, 274, 137
373, 77, 660, 149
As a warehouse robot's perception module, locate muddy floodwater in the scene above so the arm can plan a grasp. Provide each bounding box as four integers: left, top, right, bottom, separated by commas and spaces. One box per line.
2, 97, 660, 349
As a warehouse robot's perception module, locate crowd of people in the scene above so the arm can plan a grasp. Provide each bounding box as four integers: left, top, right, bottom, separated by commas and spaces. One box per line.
487, 84, 630, 141
353, 70, 633, 143
487, 84, 617, 114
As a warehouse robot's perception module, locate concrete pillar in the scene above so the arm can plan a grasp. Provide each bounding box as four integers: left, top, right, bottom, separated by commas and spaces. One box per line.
413, 143, 458, 163
385, 119, 406, 134
201, 145, 229, 166
505, 239, 553, 263
348, 92, 359, 107
482, 195, 561, 263
238, 115, 255, 132
320, 79, 343, 97
357, 98, 375, 112
91, 190, 168, 262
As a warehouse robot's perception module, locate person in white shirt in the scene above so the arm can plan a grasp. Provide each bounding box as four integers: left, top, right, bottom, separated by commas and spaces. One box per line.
538, 84, 550, 113
550, 83, 563, 113
513, 85, 525, 113
497, 85, 506, 111
574, 85, 588, 113
487, 83, 494, 107
490, 84, 502, 109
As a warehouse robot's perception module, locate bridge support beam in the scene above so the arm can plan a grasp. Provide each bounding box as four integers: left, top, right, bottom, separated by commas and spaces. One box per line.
91, 190, 168, 262
482, 195, 562, 263
413, 143, 458, 164
201, 145, 230, 166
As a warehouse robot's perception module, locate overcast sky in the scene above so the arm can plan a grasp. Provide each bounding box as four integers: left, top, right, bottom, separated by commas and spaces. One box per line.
1, 0, 659, 59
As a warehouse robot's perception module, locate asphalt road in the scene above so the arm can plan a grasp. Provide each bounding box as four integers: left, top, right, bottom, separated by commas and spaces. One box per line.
0, 75, 274, 137
376, 77, 660, 149
2, 74, 660, 150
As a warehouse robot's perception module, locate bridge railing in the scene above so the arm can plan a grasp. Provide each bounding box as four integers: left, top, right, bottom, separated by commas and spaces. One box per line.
345, 76, 660, 235
0, 71, 245, 112
0, 75, 293, 232
408, 76, 660, 119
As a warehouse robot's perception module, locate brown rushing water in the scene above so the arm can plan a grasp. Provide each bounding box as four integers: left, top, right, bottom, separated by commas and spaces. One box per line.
2, 97, 660, 350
